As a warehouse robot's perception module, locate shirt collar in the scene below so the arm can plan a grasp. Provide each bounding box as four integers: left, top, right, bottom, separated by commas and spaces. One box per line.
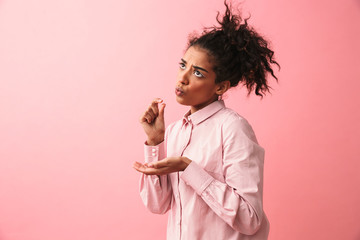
182, 100, 225, 125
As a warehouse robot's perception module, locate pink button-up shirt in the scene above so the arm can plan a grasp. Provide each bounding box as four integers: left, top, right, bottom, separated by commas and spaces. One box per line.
139, 100, 269, 240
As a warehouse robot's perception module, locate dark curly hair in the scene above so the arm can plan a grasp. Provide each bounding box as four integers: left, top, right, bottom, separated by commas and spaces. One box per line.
188, 1, 280, 97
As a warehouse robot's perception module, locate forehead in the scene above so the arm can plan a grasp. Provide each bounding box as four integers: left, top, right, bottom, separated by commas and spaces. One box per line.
183, 46, 214, 68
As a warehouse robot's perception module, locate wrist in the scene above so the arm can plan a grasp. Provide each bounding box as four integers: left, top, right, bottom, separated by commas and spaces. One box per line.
146, 138, 164, 146
182, 157, 192, 170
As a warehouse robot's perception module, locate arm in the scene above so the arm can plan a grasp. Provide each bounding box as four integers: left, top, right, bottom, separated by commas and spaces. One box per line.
134, 98, 172, 214
180, 118, 265, 235
137, 141, 173, 214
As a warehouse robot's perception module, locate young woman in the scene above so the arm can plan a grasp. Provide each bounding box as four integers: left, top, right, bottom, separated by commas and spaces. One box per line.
133, 2, 279, 239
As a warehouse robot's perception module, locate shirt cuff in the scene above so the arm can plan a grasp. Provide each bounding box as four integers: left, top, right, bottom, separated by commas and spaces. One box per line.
180, 161, 214, 195
144, 141, 164, 163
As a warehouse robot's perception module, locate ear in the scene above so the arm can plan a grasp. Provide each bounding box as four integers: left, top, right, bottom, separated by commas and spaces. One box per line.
215, 81, 230, 95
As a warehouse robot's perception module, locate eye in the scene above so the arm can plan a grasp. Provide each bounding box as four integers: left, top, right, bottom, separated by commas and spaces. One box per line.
179, 62, 186, 70
194, 70, 204, 78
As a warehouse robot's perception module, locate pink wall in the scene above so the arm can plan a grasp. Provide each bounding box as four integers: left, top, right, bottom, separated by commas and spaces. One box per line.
1, 0, 359, 239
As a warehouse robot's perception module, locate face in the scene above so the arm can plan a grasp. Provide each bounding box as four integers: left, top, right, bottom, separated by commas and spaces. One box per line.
175, 46, 225, 114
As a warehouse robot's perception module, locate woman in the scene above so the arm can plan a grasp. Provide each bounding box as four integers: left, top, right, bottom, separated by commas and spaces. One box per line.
133, 1, 279, 239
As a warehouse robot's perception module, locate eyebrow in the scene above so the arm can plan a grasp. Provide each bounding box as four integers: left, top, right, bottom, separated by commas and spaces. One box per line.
181, 58, 209, 73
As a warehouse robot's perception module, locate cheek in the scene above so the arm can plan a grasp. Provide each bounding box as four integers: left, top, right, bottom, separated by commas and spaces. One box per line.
190, 85, 215, 99
192, 81, 214, 92
188, 82, 205, 93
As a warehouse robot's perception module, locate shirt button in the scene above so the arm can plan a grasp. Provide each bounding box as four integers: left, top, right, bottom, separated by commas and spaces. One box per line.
152, 153, 156, 156
152, 149, 156, 153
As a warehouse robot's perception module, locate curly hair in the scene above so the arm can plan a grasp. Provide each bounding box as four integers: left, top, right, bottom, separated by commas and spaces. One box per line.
188, 1, 280, 97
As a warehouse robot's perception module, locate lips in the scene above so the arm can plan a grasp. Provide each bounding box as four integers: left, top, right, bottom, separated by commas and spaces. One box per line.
175, 87, 184, 96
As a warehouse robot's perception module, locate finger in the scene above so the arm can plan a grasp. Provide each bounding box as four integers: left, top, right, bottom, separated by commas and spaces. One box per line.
140, 113, 152, 124
133, 162, 158, 175
142, 110, 157, 124
146, 107, 156, 119
139, 111, 154, 123
150, 98, 163, 115
151, 98, 163, 105
133, 161, 145, 167
140, 167, 171, 175
140, 99, 162, 123
133, 162, 146, 172
148, 159, 169, 169
133, 161, 149, 169
149, 104, 159, 116
133, 162, 162, 175
139, 113, 149, 123
158, 103, 166, 120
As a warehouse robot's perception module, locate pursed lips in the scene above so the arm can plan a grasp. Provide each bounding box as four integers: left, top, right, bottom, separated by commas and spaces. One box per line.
175, 87, 185, 96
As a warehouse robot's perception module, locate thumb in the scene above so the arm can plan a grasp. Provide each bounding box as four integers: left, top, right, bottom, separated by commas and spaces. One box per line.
158, 103, 166, 119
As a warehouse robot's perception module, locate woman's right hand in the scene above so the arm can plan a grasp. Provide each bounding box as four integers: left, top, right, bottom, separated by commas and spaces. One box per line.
139, 98, 166, 146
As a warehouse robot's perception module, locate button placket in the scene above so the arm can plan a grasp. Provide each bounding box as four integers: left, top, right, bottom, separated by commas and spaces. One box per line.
178, 121, 193, 239
180, 122, 193, 156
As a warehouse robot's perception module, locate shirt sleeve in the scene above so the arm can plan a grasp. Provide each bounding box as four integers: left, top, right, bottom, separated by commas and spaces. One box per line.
139, 136, 173, 215
180, 118, 265, 235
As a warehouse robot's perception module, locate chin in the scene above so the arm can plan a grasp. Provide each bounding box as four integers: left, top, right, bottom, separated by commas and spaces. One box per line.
175, 96, 190, 106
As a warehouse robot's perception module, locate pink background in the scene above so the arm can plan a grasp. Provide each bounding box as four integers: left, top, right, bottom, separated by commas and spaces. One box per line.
1, 0, 359, 239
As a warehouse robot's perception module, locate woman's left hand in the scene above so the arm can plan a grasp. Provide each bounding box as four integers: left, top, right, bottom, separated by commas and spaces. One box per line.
133, 157, 192, 175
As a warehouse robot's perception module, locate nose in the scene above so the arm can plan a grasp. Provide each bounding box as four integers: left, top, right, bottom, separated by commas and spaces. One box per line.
177, 69, 189, 85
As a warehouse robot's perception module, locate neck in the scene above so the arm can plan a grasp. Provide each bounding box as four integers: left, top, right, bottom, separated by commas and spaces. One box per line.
190, 98, 218, 114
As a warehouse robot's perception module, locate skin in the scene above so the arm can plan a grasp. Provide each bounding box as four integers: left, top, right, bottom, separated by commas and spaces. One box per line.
175, 46, 229, 114
134, 46, 230, 175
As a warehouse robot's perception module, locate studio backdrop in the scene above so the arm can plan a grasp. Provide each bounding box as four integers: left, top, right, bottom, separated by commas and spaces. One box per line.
0, 0, 359, 239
